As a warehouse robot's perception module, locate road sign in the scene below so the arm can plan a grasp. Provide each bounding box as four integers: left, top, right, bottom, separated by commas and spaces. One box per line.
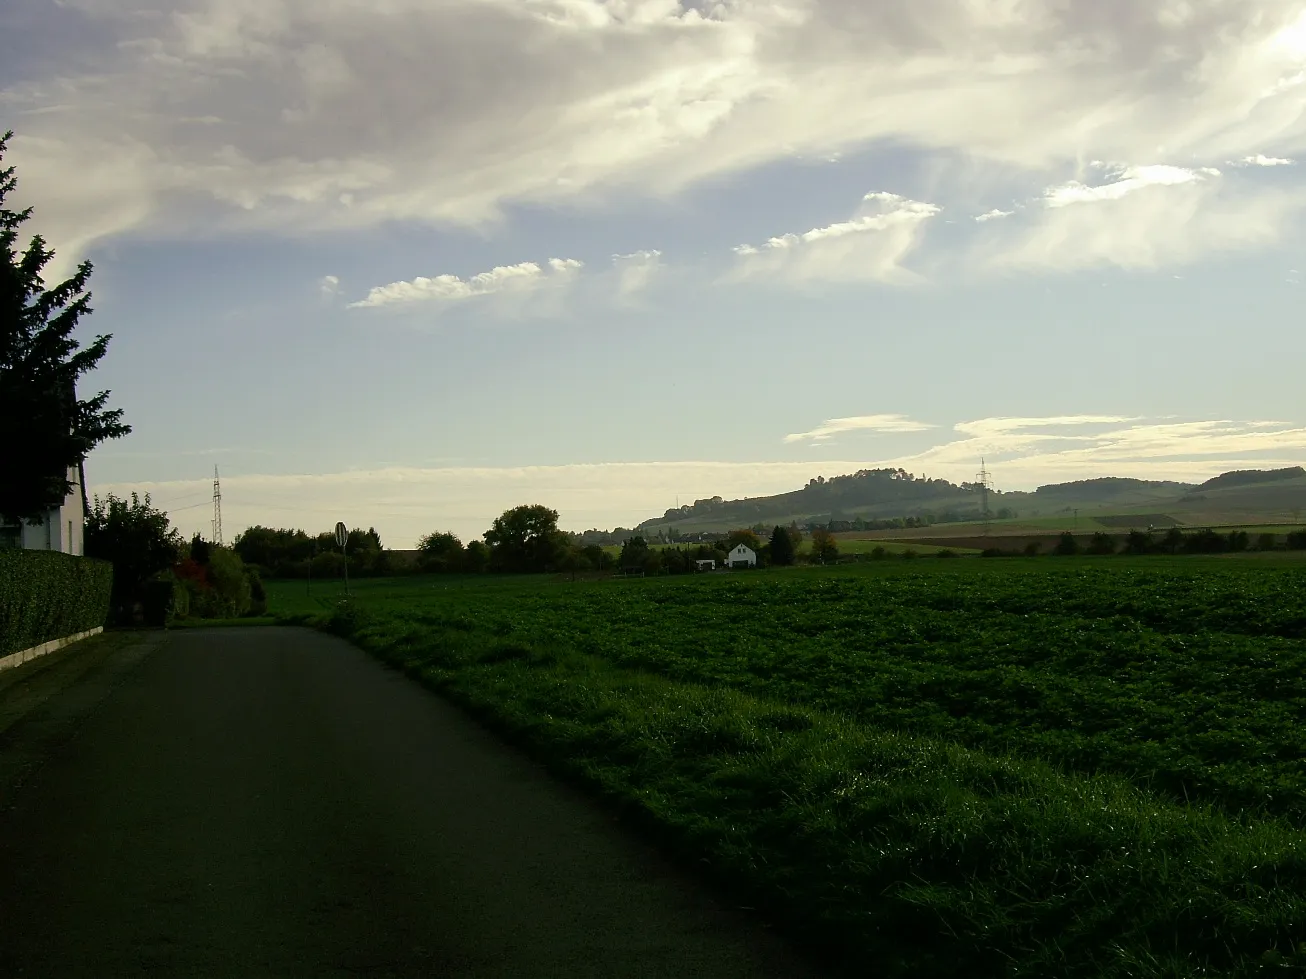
334, 522, 347, 548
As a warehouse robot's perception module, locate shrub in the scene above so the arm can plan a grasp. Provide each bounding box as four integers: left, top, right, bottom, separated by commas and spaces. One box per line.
1287, 530, 1306, 551
1256, 532, 1278, 552
936, 549, 959, 559
870, 546, 888, 560
1023, 541, 1042, 556
1053, 532, 1079, 556
1183, 529, 1228, 554
0, 550, 112, 656
1123, 530, 1153, 556
1085, 532, 1116, 555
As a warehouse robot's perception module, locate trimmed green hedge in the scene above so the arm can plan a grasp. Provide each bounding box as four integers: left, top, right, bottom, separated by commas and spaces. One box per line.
0, 550, 114, 657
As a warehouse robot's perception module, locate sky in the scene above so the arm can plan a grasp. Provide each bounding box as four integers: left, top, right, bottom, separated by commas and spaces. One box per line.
6, 0, 1306, 546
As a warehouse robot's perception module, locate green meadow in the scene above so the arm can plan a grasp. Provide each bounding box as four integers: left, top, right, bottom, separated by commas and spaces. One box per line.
269, 559, 1306, 977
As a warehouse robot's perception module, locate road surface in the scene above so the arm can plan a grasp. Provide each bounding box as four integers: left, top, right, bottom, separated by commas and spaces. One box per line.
0, 626, 822, 978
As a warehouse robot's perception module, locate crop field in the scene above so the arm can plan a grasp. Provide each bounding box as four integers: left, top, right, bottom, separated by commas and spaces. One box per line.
269, 560, 1306, 977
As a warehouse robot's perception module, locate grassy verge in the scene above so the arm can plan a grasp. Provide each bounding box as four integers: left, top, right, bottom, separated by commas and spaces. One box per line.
278, 588, 1306, 978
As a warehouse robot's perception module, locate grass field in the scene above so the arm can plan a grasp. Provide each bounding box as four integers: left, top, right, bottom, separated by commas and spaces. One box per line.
269, 559, 1306, 977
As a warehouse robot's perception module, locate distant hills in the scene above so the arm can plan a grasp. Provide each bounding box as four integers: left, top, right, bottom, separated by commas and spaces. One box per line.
635, 466, 1306, 535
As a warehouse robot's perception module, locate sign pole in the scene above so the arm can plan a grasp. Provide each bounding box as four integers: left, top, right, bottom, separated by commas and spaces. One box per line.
335, 522, 351, 597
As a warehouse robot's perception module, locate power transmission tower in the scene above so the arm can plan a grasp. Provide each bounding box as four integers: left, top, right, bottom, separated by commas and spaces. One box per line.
975, 458, 993, 536
211, 465, 224, 547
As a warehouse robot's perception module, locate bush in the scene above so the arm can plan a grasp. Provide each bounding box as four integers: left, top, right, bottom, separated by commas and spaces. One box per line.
141, 576, 173, 627
1256, 532, 1278, 552
936, 549, 959, 559
1053, 532, 1080, 556
1085, 532, 1116, 556
1287, 530, 1306, 551
1123, 530, 1153, 556
0, 550, 113, 656
1023, 541, 1042, 556
246, 568, 267, 616
870, 546, 888, 561
1183, 529, 1228, 554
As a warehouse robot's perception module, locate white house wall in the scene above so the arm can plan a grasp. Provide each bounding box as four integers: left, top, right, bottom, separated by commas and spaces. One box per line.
16, 467, 84, 555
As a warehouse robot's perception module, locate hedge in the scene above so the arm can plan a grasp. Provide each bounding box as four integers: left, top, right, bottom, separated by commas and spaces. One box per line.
0, 549, 114, 658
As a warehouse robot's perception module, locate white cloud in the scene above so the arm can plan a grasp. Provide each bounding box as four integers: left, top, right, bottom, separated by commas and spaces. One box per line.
730, 191, 940, 283
15, 0, 1306, 274
349, 258, 583, 309
881, 416, 1306, 488
611, 249, 663, 298
784, 413, 936, 444
319, 274, 340, 298
974, 208, 1013, 222
980, 162, 1306, 272
1237, 154, 1295, 165
1040, 165, 1220, 207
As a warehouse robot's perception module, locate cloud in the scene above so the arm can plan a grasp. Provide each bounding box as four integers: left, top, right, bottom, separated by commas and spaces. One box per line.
15, 0, 1306, 273
974, 208, 1013, 222
611, 249, 663, 298
729, 191, 940, 284
319, 274, 340, 298
1040, 165, 1221, 207
784, 413, 937, 444
349, 258, 583, 309
979, 163, 1306, 272
880, 416, 1306, 488
1236, 154, 1295, 165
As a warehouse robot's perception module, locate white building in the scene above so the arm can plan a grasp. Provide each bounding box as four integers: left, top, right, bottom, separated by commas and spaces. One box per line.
0, 466, 85, 555
727, 544, 756, 568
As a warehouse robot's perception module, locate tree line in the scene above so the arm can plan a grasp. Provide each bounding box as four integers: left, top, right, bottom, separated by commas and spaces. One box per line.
224, 507, 849, 580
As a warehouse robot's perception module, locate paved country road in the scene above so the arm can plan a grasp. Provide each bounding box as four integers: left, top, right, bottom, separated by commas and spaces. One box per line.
0, 627, 822, 978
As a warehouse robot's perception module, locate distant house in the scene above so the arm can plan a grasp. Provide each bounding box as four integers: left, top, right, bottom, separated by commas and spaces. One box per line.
694, 559, 716, 572
727, 544, 756, 569
0, 466, 85, 555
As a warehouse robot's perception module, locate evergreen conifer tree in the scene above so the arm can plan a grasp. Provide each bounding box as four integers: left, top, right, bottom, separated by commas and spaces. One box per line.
0, 130, 130, 524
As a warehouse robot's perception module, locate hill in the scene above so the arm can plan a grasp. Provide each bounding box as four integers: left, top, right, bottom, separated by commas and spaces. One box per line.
634, 466, 1303, 536
1194, 467, 1306, 492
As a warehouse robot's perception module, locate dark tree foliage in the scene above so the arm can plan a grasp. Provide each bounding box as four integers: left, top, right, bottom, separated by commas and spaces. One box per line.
1085, 532, 1116, 556
0, 131, 130, 523
416, 530, 464, 572
1123, 530, 1154, 555
84, 493, 182, 621
1053, 532, 1080, 556
485, 504, 569, 573
190, 534, 211, 566
618, 535, 650, 569
810, 527, 839, 563
769, 525, 796, 566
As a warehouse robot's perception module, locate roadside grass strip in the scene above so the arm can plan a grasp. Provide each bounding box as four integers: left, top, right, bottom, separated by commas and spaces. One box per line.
287, 596, 1306, 978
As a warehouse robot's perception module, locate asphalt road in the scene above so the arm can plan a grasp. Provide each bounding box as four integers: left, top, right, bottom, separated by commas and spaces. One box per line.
0, 627, 821, 978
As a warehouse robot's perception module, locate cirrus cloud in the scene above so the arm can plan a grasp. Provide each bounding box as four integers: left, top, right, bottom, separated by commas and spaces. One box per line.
729, 191, 940, 284
784, 413, 937, 444
12, 0, 1306, 278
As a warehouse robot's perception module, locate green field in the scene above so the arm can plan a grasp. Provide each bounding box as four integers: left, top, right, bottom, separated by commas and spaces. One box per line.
269, 561, 1306, 977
